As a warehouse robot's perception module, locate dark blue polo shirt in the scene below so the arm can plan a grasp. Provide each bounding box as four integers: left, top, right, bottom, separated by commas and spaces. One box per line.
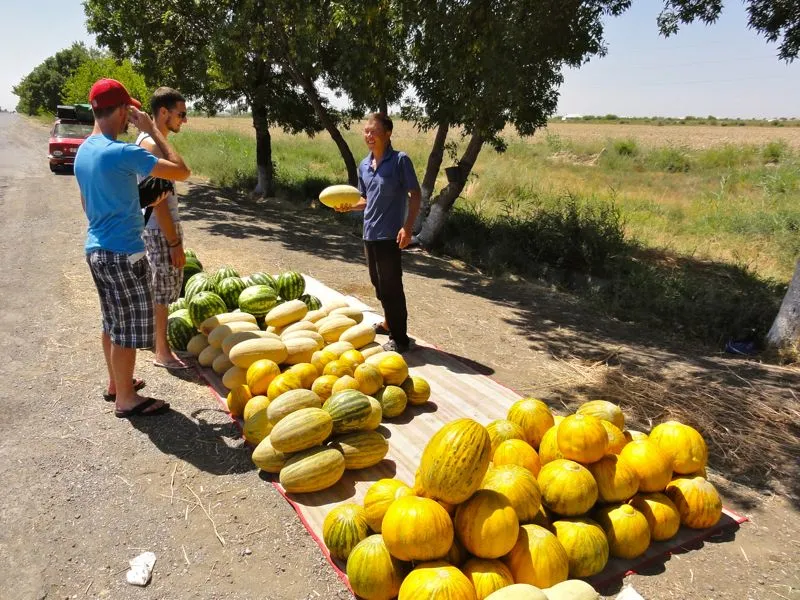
358, 145, 420, 241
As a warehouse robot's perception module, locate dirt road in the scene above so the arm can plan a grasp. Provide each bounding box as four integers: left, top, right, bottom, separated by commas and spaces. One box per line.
0, 113, 797, 600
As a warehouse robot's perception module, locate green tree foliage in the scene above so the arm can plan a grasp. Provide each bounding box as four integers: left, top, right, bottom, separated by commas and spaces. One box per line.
12, 43, 92, 115
658, 0, 800, 61
61, 57, 151, 106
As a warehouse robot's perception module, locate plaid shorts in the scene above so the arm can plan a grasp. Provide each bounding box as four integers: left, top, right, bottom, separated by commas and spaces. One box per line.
143, 223, 184, 305
87, 250, 154, 349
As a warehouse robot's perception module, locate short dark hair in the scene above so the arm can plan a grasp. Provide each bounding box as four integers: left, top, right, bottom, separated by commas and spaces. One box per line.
150, 87, 185, 117
368, 112, 393, 132
92, 104, 124, 119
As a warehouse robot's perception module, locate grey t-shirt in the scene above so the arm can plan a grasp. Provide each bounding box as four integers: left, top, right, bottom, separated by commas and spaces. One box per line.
135, 132, 180, 230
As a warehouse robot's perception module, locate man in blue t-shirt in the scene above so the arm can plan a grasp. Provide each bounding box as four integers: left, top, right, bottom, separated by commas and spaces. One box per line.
338, 113, 421, 352
74, 78, 191, 418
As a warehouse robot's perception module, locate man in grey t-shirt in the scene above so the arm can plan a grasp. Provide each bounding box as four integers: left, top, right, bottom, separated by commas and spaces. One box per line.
137, 87, 190, 369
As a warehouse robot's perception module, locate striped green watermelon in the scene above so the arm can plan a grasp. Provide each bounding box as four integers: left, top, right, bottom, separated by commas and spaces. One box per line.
167, 309, 194, 351
238, 285, 278, 316
185, 272, 215, 303
212, 265, 240, 287
168, 297, 187, 314
217, 276, 248, 310
182, 256, 203, 294
250, 272, 277, 290
277, 271, 305, 300
188, 291, 228, 329
184, 248, 198, 259
299, 294, 322, 311
323, 389, 373, 433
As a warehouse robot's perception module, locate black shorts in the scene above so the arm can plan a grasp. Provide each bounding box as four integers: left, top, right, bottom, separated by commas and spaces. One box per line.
87, 250, 155, 348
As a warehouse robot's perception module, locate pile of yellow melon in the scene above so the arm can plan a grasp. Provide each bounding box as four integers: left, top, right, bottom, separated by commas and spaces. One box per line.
323, 399, 721, 599
187, 299, 431, 495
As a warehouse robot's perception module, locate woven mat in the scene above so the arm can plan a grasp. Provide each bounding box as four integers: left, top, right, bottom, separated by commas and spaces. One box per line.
194, 275, 747, 591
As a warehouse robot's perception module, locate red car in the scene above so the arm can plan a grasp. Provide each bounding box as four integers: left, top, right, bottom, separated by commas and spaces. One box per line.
48, 119, 94, 172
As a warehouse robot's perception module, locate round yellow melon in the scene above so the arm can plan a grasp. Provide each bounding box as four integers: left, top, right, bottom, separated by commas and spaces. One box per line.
323, 359, 354, 378
600, 419, 628, 455
286, 362, 318, 389
664, 476, 722, 529
323, 503, 369, 561
480, 464, 542, 523
557, 414, 608, 464
538, 425, 565, 465
376, 354, 409, 386
381, 496, 454, 561
504, 524, 569, 589
226, 384, 252, 418
331, 374, 361, 394
462, 558, 514, 600
551, 518, 609, 578
486, 419, 526, 455
242, 394, 270, 422
648, 420, 708, 475
346, 534, 406, 600
375, 385, 407, 418
311, 349, 337, 374
629, 492, 681, 541
587, 455, 640, 503
455, 489, 519, 559
398, 561, 476, 600
537, 459, 598, 516
245, 359, 281, 396
507, 398, 554, 449
266, 371, 303, 400
493, 439, 541, 475
339, 348, 365, 367
576, 399, 625, 429
354, 363, 384, 396
593, 503, 651, 559
311, 374, 339, 401
363, 478, 414, 533
619, 440, 672, 492
401, 375, 431, 405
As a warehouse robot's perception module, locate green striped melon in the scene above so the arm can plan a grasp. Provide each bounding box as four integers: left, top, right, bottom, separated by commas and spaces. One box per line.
328, 430, 389, 470
167, 311, 195, 351
375, 385, 408, 418
323, 389, 373, 433
418, 418, 493, 504
168, 297, 187, 314
184, 248, 198, 259
279, 446, 346, 493
277, 271, 305, 300
238, 285, 278, 316
323, 503, 369, 561
249, 272, 278, 290
184, 272, 215, 303
217, 276, 248, 310
187, 291, 228, 329
212, 265, 239, 287
299, 294, 322, 311
269, 407, 333, 453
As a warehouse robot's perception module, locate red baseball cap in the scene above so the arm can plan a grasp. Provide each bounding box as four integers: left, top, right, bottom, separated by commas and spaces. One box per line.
88, 78, 142, 110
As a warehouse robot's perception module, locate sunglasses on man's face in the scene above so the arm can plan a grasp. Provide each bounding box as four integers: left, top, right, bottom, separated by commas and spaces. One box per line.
173, 110, 187, 119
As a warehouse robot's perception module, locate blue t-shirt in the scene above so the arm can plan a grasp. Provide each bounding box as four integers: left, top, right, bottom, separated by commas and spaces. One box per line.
74, 134, 158, 254
358, 145, 420, 241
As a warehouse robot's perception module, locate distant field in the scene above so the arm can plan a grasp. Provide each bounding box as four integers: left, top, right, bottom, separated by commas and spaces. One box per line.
186, 116, 800, 150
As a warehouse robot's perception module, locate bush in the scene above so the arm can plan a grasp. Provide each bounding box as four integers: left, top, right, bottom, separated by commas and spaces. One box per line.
649, 147, 692, 173
613, 139, 638, 157
762, 140, 789, 164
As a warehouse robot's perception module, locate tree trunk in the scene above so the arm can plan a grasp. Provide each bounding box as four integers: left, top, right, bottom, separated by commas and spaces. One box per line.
416, 132, 484, 248
283, 60, 359, 186
378, 97, 388, 115
413, 121, 449, 235
766, 259, 800, 353
251, 104, 274, 197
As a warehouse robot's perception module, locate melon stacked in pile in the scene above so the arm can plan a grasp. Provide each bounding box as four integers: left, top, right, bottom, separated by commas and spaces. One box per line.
322, 400, 721, 600
172, 256, 433, 495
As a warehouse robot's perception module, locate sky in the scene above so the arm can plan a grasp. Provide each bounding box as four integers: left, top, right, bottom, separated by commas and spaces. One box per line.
1, 1, 798, 118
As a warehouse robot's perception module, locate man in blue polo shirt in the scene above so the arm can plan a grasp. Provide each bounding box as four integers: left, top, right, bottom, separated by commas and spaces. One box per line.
339, 113, 421, 352
74, 78, 191, 418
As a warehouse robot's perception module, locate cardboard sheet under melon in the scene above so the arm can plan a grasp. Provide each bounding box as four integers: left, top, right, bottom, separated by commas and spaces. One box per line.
194, 275, 747, 592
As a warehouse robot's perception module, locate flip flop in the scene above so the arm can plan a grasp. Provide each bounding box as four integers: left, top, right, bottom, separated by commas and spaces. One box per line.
372, 322, 391, 335
114, 397, 171, 419
153, 359, 190, 370
103, 378, 146, 402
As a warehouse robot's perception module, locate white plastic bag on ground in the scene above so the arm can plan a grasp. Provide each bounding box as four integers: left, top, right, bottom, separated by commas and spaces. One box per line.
616, 584, 646, 600
126, 551, 156, 586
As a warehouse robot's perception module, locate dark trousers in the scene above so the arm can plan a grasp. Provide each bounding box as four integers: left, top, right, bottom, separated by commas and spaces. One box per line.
364, 239, 409, 346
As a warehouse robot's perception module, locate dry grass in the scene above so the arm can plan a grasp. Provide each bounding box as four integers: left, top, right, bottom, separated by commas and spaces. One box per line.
187, 116, 800, 150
